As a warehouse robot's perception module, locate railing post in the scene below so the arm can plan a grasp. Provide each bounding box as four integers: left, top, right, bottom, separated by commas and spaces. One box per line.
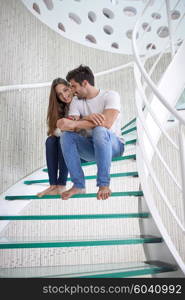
165, 0, 175, 57
178, 122, 185, 227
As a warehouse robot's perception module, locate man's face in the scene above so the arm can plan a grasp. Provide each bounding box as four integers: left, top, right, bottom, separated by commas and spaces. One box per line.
70, 79, 87, 99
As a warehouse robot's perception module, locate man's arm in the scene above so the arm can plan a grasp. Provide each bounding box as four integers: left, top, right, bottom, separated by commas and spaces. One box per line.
101, 109, 119, 128
81, 109, 119, 128
56, 109, 119, 132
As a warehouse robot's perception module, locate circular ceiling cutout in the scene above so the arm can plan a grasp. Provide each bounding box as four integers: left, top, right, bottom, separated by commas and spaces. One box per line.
103, 8, 114, 19
58, 22, 65, 32
151, 12, 161, 19
68, 13, 82, 24
142, 23, 151, 32
157, 26, 169, 38
85, 34, 97, 44
123, 7, 137, 17
103, 25, 114, 35
88, 11, 97, 22
111, 42, 119, 49
171, 10, 181, 20
43, 0, 53, 10
146, 43, 156, 50
33, 3, 40, 14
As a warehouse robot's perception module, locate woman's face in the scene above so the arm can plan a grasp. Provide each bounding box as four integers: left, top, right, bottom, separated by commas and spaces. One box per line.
55, 84, 72, 104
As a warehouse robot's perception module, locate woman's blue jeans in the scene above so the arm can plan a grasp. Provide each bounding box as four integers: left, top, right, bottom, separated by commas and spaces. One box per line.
60, 126, 124, 189
46, 136, 68, 186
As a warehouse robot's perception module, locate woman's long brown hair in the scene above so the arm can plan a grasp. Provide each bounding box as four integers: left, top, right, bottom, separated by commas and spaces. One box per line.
47, 78, 70, 136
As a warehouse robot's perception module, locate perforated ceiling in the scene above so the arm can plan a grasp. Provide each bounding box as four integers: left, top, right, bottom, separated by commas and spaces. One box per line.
21, 0, 185, 55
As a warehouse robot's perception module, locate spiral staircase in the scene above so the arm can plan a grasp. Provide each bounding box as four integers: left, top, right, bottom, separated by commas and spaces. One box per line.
0, 0, 185, 278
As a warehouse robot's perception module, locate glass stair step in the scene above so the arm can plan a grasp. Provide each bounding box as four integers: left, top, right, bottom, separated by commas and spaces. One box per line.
121, 118, 136, 131
24, 171, 138, 185
125, 139, 136, 145
42, 154, 136, 172
0, 261, 176, 278
121, 126, 137, 135
0, 235, 162, 249
5, 190, 143, 200
0, 212, 149, 221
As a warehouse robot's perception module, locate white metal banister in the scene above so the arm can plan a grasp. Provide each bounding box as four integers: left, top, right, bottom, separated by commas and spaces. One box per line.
132, 0, 185, 235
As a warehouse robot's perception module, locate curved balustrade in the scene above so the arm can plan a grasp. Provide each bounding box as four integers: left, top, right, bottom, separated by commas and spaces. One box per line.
132, 0, 185, 273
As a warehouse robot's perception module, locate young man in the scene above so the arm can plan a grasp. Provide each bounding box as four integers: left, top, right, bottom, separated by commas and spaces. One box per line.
57, 65, 124, 200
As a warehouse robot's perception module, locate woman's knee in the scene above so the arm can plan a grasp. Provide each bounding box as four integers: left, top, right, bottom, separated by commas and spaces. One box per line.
45, 135, 58, 147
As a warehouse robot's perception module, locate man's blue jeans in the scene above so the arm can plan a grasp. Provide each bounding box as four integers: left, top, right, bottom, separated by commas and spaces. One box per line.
60, 126, 124, 189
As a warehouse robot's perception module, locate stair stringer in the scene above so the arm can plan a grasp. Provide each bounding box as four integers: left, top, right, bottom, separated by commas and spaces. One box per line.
136, 146, 185, 278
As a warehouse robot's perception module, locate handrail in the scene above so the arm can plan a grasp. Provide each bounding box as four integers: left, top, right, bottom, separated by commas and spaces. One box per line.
136, 100, 182, 191
0, 61, 133, 93
135, 65, 179, 150
132, 0, 185, 235
132, 1, 185, 126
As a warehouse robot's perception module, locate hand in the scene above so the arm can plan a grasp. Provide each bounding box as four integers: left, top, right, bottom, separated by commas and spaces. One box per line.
84, 113, 105, 126
56, 118, 76, 131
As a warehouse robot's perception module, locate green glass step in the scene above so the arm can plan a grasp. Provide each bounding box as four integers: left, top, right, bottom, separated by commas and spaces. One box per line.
121, 126, 137, 135
24, 171, 138, 185
0, 261, 176, 278
0, 212, 149, 221
42, 154, 136, 172
5, 190, 143, 200
0, 235, 162, 249
121, 118, 136, 130
125, 139, 136, 145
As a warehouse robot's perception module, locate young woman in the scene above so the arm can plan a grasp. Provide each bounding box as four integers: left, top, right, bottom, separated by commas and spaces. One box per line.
37, 78, 73, 197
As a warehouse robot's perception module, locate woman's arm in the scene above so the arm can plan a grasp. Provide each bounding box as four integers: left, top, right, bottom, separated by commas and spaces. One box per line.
56, 118, 96, 131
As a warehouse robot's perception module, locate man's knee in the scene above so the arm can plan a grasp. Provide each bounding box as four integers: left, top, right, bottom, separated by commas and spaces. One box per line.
60, 131, 77, 144
92, 126, 108, 134
92, 126, 109, 141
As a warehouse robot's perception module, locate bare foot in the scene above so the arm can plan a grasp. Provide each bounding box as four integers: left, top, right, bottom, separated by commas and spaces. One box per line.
57, 185, 66, 194
61, 186, 86, 200
37, 185, 58, 197
97, 186, 112, 200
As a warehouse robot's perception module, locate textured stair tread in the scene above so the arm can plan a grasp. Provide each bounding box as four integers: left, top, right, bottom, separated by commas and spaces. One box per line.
0, 235, 162, 249
24, 171, 139, 185
0, 212, 149, 220
0, 261, 175, 278
5, 191, 143, 200
121, 118, 136, 130
122, 126, 137, 135
42, 153, 137, 172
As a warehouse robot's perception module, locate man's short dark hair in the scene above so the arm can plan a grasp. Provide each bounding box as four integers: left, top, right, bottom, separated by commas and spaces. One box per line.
66, 65, 95, 86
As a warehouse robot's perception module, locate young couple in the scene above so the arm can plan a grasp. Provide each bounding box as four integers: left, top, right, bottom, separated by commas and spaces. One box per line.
37, 65, 124, 200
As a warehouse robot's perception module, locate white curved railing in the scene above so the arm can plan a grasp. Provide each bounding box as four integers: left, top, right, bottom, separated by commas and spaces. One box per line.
0, 61, 133, 92
132, 0, 185, 236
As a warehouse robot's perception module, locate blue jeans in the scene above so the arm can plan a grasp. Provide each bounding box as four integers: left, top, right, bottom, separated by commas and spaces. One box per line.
60, 126, 124, 188
46, 136, 68, 186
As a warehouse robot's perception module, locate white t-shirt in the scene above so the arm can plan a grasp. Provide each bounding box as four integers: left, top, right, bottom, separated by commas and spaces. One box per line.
68, 90, 124, 143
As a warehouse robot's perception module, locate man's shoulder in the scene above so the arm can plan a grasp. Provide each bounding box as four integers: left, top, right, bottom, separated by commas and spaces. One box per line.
102, 90, 120, 97
100, 90, 120, 101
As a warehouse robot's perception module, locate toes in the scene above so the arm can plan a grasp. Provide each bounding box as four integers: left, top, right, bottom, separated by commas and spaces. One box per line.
97, 192, 102, 200
97, 190, 111, 200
